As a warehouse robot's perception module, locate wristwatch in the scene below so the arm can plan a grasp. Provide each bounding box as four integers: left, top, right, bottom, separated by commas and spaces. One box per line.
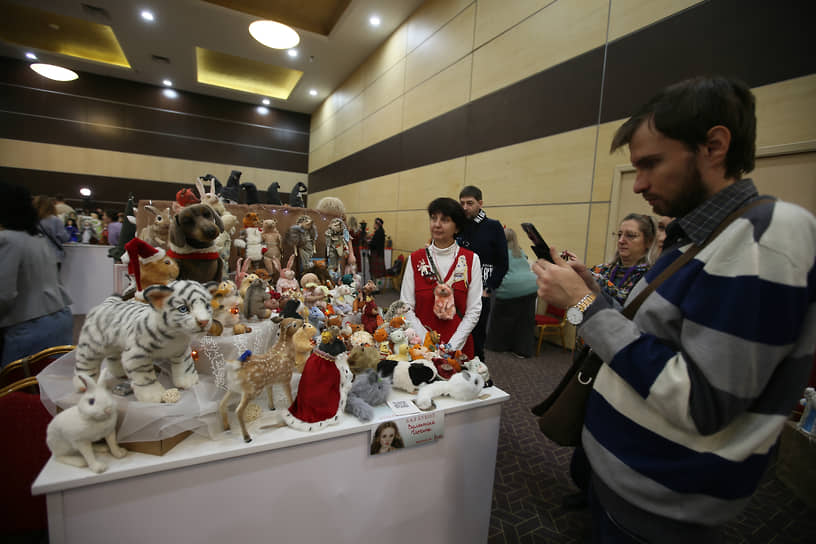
566, 293, 597, 325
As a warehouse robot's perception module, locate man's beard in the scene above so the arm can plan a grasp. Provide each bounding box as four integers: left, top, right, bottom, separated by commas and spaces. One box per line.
657, 157, 708, 218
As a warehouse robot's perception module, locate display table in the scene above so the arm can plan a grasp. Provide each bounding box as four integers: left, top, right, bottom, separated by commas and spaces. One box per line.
62, 243, 116, 315
33, 386, 509, 544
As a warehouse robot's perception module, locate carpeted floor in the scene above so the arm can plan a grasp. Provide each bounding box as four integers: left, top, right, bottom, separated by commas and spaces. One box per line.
484, 344, 816, 543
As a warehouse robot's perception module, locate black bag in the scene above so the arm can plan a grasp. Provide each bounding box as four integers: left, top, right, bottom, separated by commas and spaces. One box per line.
531, 345, 602, 446
530, 198, 773, 447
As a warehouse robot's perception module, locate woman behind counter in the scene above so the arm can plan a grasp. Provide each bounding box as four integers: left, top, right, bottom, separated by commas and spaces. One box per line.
399, 198, 482, 359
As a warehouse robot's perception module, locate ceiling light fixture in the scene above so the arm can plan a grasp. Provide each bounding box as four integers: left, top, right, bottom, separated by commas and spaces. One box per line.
309, 89, 317, 96
257, 106, 269, 115
249, 20, 300, 50
141, 10, 154, 22
162, 79, 172, 86
79, 187, 92, 197
369, 15, 381, 27
163, 89, 178, 99
25, 52, 37, 60
262, 98, 270, 105
30, 63, 79, 81
287, 49, 298, 58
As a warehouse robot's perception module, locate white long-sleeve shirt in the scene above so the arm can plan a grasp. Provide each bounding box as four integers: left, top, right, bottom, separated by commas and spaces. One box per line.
399, 242, 482, 351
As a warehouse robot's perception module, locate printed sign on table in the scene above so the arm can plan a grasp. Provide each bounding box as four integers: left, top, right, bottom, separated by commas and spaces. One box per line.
369, 412, 445, 455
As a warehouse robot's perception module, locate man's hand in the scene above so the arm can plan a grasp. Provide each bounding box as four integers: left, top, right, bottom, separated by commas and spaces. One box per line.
532, 246, 595, 308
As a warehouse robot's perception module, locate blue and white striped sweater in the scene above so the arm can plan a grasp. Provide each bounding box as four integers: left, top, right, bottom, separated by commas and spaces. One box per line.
580, 198, 816, 527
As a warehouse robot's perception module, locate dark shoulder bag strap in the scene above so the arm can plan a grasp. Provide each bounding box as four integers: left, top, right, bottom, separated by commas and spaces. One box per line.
621, 197, 773, 319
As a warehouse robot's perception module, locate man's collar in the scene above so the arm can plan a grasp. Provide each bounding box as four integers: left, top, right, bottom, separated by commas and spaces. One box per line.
676, 178, 758, 246
472, 209, 487, 223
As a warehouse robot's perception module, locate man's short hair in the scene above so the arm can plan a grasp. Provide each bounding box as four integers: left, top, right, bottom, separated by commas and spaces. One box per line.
428, 197, 467, 232
610, 76, 756, 179
459, 185, 483, 201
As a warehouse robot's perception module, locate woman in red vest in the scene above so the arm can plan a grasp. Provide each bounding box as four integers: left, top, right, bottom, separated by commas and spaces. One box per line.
399, 197, 483, 359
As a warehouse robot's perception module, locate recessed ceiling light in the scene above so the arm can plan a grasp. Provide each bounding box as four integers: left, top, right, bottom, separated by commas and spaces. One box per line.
25, 52, 37, 60
262, 98, 270, 105
30, 63, 78, 81
162, 79, 172, 86
309, 89, 318, 96
79, 187, 92, 197
369, 15, 381, 27
163, 89, 178, 99
257, 106, 269, 115
287, 49, 298, 58
249, 20, 300, 50
141, 10, 154, 22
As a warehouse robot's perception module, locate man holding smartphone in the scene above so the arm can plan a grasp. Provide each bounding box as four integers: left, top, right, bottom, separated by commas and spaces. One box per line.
533, 76, 816, 541
457, 186, 508, 363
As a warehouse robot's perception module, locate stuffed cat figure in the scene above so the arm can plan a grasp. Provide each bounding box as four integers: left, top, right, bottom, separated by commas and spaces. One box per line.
75, 280, 217, 403
433, 283, 456, 320
415, 370, 485, 410
345, 369, 391, 422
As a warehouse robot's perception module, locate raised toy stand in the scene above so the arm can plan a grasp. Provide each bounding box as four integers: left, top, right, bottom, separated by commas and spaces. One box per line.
33, 382, 509, 544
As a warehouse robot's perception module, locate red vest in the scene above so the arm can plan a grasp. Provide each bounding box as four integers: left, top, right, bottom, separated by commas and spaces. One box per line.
410, 246, 475, 359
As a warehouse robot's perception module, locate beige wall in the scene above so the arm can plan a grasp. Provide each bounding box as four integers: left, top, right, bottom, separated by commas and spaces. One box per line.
309, 0, 815, 268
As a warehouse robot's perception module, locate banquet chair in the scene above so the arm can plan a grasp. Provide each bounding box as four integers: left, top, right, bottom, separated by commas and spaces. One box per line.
0, 344, 75, 388
535, 303, 569, 355
0, 383, 53, 538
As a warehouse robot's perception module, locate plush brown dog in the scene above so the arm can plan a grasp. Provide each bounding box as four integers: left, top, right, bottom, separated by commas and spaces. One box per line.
168, 203, 224, 283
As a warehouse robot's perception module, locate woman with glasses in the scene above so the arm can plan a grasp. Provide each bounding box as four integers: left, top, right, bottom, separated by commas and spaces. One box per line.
590, 213, 658, 305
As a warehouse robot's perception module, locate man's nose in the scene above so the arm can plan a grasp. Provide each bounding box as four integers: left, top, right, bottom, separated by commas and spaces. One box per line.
633, 172, 648, 194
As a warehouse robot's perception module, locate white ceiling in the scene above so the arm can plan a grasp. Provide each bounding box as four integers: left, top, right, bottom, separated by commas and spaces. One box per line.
0, 0, 425, 115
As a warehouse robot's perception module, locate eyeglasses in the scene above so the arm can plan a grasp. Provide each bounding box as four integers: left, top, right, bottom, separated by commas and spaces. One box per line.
614, 231, 642, 241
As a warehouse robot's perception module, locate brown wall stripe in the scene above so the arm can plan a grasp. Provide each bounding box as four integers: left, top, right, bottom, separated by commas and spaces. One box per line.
308, 0, 816, 194
0, 56, 310, 173
0, 166, 286, 208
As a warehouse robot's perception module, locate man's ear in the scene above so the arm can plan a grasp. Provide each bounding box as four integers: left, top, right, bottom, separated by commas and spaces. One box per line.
702, 125, 731, 167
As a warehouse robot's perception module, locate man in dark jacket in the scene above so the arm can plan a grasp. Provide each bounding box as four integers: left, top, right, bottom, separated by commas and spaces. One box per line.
457, 186, 508, 362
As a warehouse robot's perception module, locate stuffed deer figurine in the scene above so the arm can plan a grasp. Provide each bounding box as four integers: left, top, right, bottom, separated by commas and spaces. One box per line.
220, 318, 310, 442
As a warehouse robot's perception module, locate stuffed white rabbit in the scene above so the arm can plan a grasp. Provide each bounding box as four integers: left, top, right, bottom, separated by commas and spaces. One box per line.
46, 372, 127, 473
415, 370, 485, 410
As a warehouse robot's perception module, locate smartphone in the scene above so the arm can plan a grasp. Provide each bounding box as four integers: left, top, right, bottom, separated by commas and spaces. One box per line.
521, 223, 554, 263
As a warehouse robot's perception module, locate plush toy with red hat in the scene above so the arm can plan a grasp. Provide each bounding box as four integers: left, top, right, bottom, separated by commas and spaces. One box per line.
123, 237, 179, 298
172, 188, 200, 213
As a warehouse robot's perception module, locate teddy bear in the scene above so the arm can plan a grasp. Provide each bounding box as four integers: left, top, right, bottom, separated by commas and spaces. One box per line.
344, 369, 391, 422
433, 283, 456, 320
210, 280, 247, 335
373, 327, 391, 358
301, 272, 326, 309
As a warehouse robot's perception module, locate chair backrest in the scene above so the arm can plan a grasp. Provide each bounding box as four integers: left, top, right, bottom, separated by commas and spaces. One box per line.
0, 390, 53, 533
0, 345, 75, 388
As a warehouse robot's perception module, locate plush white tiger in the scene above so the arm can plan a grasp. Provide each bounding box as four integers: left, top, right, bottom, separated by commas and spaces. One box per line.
75, 280, 218, 403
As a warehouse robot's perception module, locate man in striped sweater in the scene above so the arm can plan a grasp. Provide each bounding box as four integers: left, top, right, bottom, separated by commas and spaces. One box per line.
534, 76, 816, 541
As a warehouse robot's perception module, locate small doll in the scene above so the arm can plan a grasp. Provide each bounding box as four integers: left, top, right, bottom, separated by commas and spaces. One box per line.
260, 218, 283, 278
373, 327, 391, 358
285, 214, 317, 275
79, 217, 98, 244
65, 218, 79, 242
325, 217, 351, 276
361, 298, 382, 334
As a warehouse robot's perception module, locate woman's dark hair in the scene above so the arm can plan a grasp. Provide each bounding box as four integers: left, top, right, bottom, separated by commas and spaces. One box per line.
611, 76, 756, 179
427, 197, 467, 233
0, 181, 39, 234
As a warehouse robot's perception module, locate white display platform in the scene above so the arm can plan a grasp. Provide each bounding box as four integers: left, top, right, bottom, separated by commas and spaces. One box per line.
62, 243, 116, 315
33, 385, 509, 544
